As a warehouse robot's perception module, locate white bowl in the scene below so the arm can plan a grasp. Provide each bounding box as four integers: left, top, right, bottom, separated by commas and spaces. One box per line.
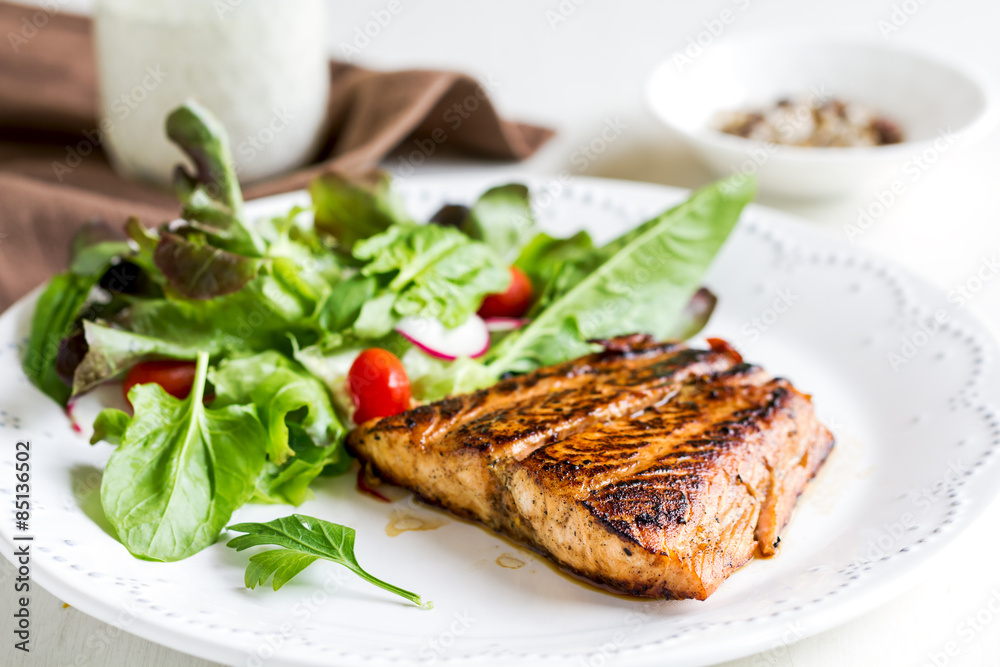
646, 35, 999, 198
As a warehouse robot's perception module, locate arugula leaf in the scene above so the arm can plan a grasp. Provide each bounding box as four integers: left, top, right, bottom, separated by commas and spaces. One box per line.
99, 351, 269, 562
310, 171, 409, 252
22, 272, 98, 405
166, 102, 264, 256
227, 514, 430, 608
488, 176, 755, 374
210, 351, 345, 466
460, 183, 535, 263
353, 223, 509, 334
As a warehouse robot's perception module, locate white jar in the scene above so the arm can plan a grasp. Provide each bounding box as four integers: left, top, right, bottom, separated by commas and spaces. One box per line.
94, 0, 330, 187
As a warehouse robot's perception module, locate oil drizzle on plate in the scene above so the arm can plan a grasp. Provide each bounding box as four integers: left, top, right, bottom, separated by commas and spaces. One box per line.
495, 553, 525, 569
385, 510, 445, 537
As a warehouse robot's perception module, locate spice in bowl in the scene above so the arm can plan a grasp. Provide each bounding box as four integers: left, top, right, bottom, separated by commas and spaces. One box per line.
714, 95, 904, 147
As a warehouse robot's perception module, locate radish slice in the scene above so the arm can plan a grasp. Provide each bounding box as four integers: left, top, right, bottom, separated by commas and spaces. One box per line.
395, 314, 490, 360
484, 317, 530, 332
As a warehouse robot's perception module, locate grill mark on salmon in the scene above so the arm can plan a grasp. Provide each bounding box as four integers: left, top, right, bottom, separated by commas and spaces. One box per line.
347, 336, 834, 599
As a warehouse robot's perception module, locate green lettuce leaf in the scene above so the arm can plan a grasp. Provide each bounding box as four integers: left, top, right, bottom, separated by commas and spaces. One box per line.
261, 207, 342, 297
210, 351, 345, 466
253, 422, 350, 506
352, 223, 509, 334
166, 102, 264, 256
71, 320, 202, 396
514, 230, 600, 312
460, 183, 535, 263
90, 408, 130, 446
402, 348, 495, 402
488, 176, 755, 374
317, 274, 377, 333
115, 275, 316, 350
153, 230, 263, 300
99, 352, 269, 562
310, 171, 409, 252
22, 272, 98, 405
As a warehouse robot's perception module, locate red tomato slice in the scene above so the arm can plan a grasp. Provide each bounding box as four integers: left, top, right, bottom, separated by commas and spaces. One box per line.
122, 360, 198, 407
347, 348, 411, 424
477, 266, 533, 319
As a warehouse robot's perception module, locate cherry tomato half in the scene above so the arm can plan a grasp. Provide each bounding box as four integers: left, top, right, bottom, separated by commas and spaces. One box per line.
122, 360, 198, 407
347, 348, 411, 425
477, 266, 533, 319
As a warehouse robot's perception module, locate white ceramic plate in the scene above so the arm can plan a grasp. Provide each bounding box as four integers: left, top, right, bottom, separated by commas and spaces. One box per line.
2, 174, 999, 667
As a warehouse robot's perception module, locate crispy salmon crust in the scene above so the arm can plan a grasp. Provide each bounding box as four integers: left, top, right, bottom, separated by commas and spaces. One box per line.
347, 336, 834, 599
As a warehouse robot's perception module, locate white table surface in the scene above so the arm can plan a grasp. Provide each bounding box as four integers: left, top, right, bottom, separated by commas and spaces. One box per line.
6, 0, 1000, 665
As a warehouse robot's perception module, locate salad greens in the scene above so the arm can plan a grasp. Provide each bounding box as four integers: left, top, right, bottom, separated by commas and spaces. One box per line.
227, 514, 429, 608
96, 352, 269, 562
459, 183, 535, 263
487, 177, 755, 373
167, 100, 264, 256
353, 222, 509, 335
20, 99, 755, 597
310, 171, 409, 252
211, 351, 343, 466
23, 271, 99, 405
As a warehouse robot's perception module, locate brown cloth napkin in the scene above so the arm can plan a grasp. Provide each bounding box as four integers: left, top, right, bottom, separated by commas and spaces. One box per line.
0, 2, 553, 311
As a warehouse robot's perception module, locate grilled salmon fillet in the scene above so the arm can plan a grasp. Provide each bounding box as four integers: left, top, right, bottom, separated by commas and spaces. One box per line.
347, 336, 834, 599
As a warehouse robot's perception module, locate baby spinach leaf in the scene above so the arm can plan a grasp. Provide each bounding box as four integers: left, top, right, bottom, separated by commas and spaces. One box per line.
100, 352, 269, 562
227, 514, 430, 608
90, 408, 130, 446
317, 274, 377, 333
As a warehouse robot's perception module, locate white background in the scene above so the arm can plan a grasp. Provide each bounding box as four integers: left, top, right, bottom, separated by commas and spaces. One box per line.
5, 1, 1000, 666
